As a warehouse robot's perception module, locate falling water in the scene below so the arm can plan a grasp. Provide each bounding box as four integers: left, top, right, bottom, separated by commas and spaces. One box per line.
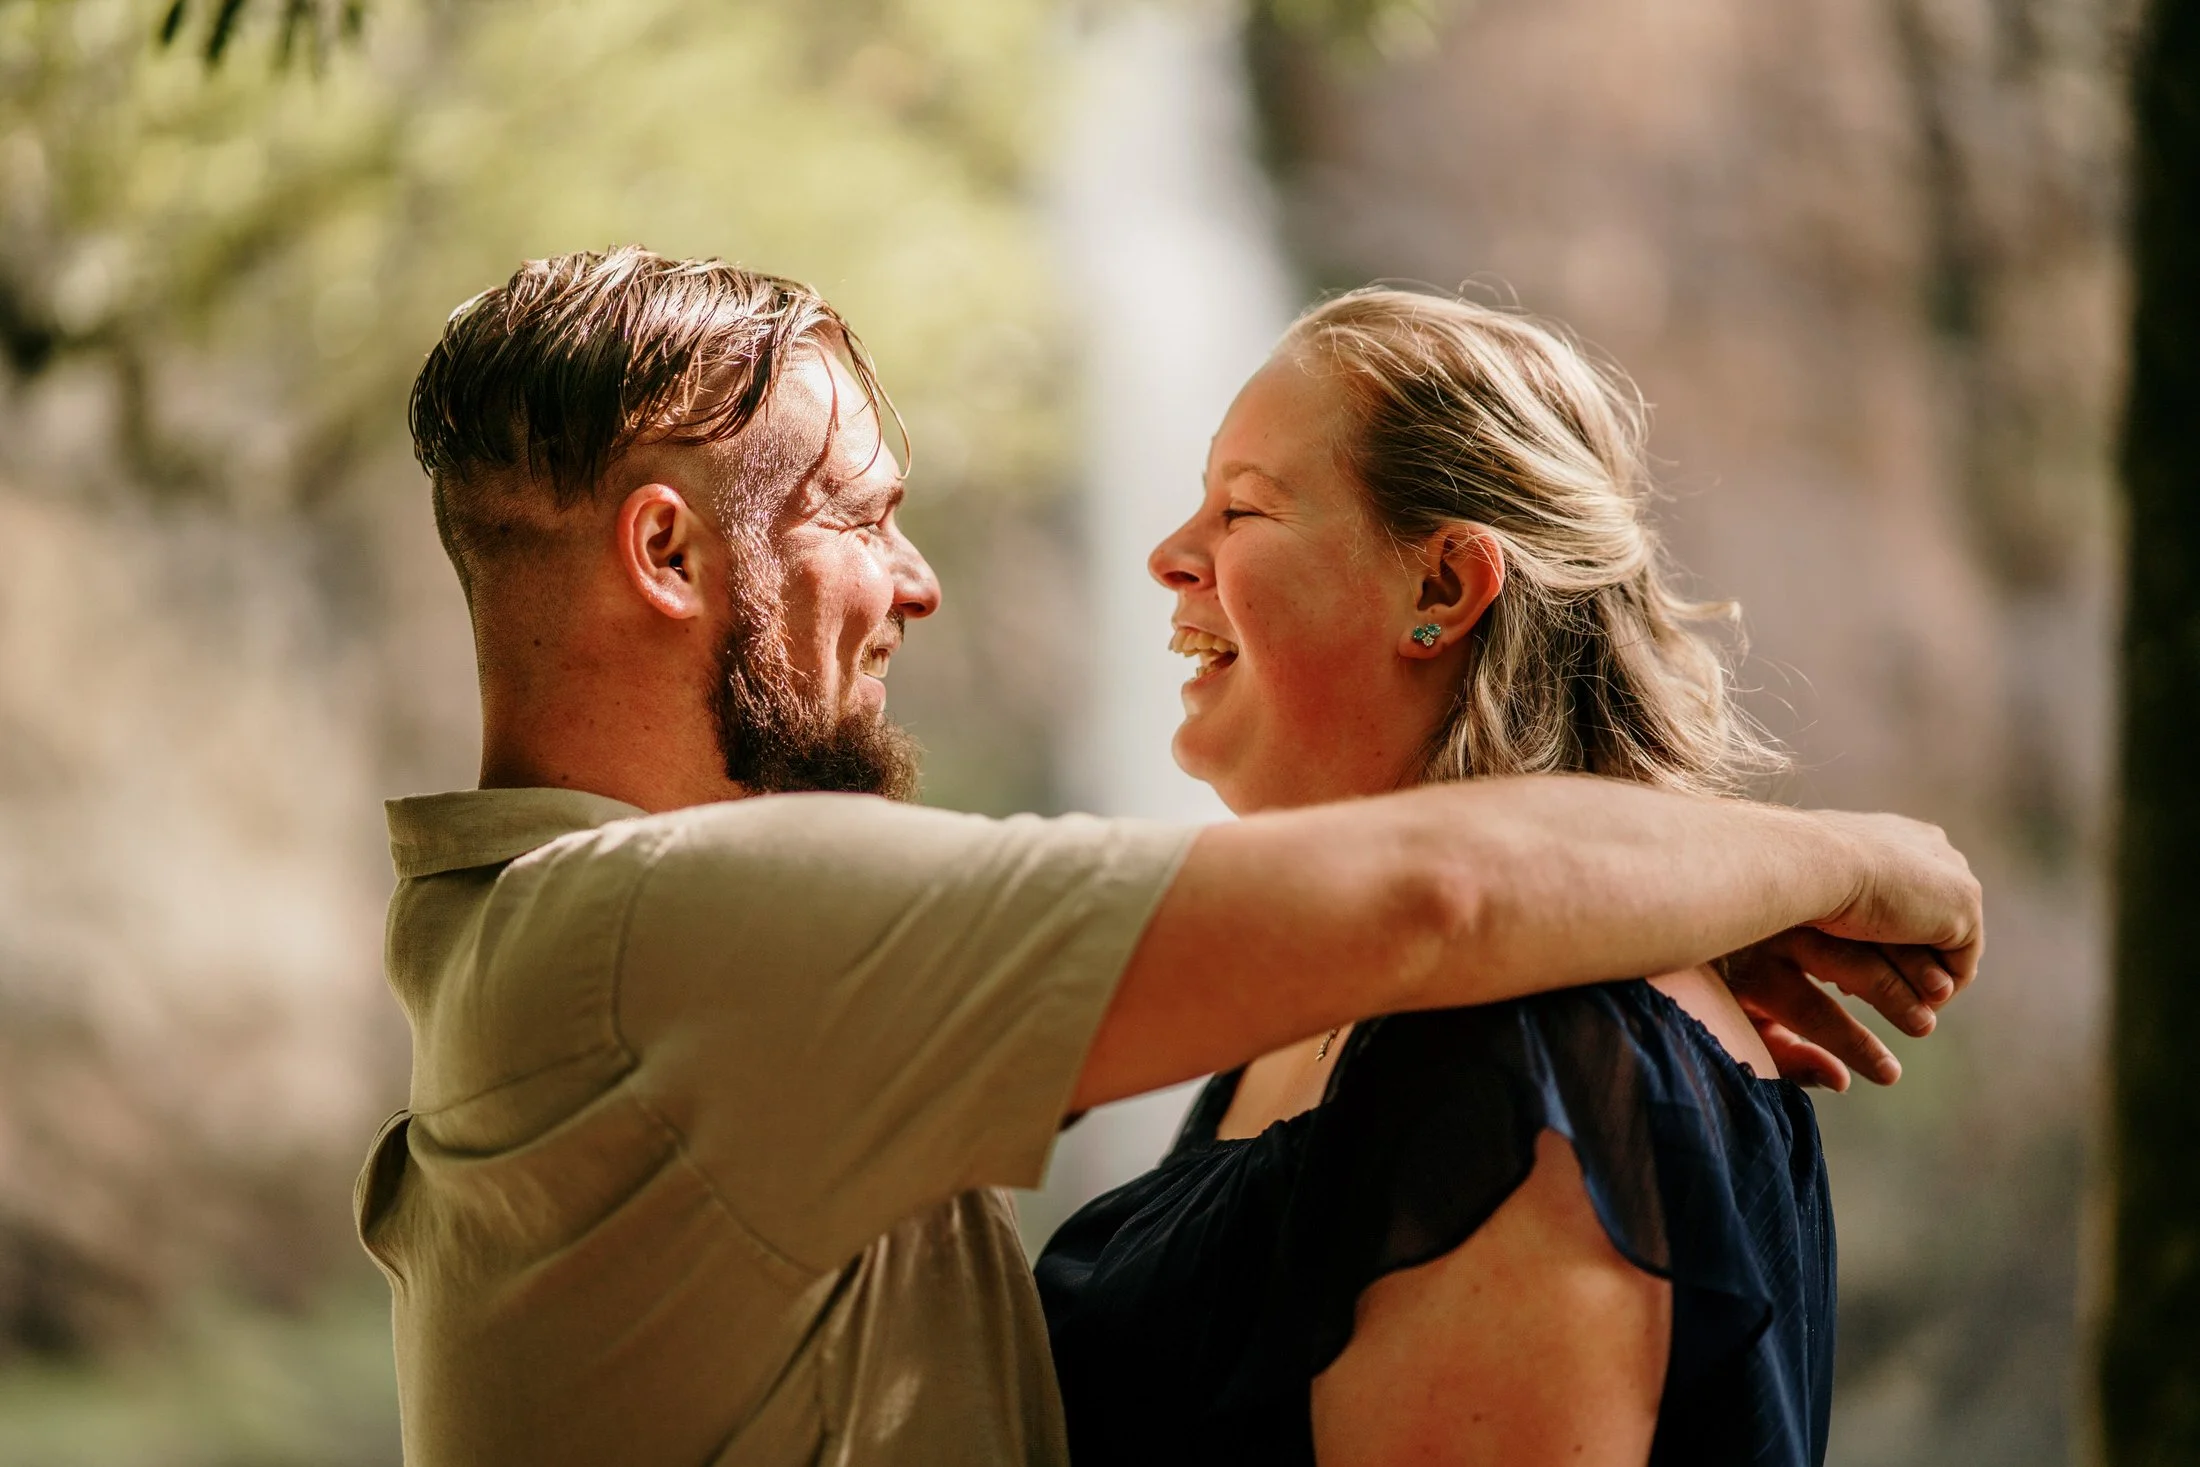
1021, 0, 1295, 1249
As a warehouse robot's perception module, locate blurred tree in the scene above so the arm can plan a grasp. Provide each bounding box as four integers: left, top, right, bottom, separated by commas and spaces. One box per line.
2101, 2, 2200, 1463
154, 0, 362, 67
0, 4, 1075, 1459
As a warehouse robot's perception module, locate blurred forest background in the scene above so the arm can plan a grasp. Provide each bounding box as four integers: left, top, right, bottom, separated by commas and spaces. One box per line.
0, 0, 2139, 1463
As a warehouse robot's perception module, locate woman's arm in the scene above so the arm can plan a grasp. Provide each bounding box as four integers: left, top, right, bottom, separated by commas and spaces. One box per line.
1309, 1129, 1670, 1466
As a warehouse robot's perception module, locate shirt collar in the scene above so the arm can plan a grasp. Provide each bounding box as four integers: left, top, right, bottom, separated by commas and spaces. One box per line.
385, 787, 647, 879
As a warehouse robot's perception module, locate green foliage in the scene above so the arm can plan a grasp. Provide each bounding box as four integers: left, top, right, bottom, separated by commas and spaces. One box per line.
0, 1285, 397, 1467
155, 0, 363, 68
0, 0, 1076, 1425
0, 0, 1064, 509
1, 0, 411, 494
144, 0, 1462, 74
1251, 0, 1453, 60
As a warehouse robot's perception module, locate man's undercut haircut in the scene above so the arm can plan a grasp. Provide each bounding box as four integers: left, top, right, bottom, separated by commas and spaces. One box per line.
415, 247, 921, 801
409, 246, 893, 590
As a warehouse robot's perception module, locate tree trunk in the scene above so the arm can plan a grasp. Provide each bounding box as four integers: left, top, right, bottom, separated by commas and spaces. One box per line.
2102, 3, 2200, 1463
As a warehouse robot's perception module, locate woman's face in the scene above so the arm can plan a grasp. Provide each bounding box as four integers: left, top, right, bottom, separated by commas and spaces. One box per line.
1149, 352, 1483, 814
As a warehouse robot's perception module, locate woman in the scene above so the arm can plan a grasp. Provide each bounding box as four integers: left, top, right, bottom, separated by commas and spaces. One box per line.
1036, 289, 1842, 1465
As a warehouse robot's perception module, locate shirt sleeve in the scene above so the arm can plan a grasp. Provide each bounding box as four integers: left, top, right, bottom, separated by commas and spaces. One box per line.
613, 793, 1195, 1272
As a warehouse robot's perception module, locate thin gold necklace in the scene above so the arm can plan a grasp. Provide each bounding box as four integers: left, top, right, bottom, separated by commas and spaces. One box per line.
1315, 1026, 1340, 1062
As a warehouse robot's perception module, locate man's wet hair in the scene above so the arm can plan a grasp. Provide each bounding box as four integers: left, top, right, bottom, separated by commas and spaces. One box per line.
408, 246, 887, 593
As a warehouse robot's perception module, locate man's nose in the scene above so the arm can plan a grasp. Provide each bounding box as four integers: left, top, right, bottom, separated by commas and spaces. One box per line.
892, 528, 942, 619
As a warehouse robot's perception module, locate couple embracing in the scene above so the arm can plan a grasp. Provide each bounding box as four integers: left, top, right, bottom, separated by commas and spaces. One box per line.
358, 248, 1982, 1467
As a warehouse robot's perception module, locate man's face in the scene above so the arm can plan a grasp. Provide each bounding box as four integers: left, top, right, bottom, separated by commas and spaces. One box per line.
766, 347, 940, 729
708, 343, 940, 798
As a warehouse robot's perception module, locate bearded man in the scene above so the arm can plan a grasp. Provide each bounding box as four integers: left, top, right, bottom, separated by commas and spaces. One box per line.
358, 248, 1981, 1466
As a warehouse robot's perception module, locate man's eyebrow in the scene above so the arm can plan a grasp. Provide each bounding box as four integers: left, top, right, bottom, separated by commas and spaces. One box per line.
819, 471, 905, 511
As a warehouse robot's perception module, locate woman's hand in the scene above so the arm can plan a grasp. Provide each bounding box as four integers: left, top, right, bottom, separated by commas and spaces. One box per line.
1720, 928, 1961, 1089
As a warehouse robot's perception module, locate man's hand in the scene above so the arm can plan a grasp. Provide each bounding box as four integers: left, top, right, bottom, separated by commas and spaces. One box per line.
1725, 810, 1983, 1091
1808, 810, 1983, 991
1078, 779, 1985, 1113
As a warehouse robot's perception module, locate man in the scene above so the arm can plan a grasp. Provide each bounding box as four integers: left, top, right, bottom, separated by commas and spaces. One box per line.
358, 248, 1980, 1465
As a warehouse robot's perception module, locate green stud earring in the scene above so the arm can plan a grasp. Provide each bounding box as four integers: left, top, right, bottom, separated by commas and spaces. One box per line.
1411, 623, 1442, 647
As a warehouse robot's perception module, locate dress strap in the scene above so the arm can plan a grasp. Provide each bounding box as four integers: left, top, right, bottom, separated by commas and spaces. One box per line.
1165, 1068, 1246, 1158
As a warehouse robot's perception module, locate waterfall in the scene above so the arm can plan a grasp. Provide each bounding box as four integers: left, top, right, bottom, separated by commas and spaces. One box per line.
1022, 0, 1296, 1249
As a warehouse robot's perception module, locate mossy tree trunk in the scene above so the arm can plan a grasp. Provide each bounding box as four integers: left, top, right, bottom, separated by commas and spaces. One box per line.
2102, 2, 2200, 1463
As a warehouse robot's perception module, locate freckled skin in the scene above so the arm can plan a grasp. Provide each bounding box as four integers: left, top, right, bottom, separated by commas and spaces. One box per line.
1309, 1135, 1668, 1467
1149, 351, 1473, 816
1151, 351, 1678, 1465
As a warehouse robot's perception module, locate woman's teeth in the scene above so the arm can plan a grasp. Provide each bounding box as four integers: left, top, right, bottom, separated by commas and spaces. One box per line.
1168, 628, 1239, 675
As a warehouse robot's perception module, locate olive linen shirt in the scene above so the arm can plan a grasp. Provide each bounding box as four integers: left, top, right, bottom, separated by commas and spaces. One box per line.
355, 787, 1191, 1467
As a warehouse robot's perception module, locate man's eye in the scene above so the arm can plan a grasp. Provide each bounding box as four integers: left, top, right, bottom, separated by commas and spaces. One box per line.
1221, 507, 1260, 523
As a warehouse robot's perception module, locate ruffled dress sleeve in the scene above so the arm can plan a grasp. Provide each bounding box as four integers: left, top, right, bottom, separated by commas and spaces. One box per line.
1231, 981, 1837, 1466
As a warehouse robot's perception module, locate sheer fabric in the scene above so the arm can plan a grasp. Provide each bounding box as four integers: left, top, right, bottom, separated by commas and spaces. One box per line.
1035, 980, 1835, 1466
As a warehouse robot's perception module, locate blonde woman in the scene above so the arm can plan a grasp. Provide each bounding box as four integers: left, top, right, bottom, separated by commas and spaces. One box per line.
1036, 289, 1873, 1466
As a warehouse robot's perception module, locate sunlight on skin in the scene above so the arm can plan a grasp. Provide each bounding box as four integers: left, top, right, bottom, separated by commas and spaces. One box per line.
1155, 349, 1770, 1465
757, 348, 940, 729
475, 344, 939, 814
1158, 349, 1776, 1119
1311, 1133, 1669, 1467
1149, 349, 1478, 817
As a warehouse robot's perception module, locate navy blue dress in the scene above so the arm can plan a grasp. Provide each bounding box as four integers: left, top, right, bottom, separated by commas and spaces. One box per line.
1035, 980, 1835, 1466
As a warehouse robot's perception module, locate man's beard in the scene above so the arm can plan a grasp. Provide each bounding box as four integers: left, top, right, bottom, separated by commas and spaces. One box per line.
711, 552, 920, 801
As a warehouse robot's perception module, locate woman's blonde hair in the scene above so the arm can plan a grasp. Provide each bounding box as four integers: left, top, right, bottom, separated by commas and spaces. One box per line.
1283, 286, 1783, 795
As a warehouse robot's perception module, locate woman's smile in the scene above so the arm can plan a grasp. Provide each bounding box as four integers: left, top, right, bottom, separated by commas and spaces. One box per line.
1169, 626, 1240, 693
1044, 287, 1841, 1467
1148, 352, 1474, 813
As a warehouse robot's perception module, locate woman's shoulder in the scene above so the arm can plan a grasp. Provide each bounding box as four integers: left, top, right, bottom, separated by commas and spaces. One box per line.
1288, 981, 1826, 1371
1341, 978, 1796, 1118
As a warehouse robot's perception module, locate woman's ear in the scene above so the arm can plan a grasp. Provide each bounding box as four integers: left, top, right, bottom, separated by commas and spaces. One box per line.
1398, 525, 1505, 658
617, 483, 710, 621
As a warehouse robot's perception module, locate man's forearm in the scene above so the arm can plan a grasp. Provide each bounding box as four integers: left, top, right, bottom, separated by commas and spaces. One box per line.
1076, 773, 1975, 1111
1393, 775, 1857, 1010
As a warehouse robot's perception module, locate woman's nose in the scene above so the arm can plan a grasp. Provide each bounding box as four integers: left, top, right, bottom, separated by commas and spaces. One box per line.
1147, 515, 1211, 592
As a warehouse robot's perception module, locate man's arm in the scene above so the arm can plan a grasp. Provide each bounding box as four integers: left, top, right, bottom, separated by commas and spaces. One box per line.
1071, 774, 1980, 1112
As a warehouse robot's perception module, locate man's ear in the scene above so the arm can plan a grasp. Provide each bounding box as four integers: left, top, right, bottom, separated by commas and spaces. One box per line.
1397, 525, 1505, 658
616, 484, 709, 621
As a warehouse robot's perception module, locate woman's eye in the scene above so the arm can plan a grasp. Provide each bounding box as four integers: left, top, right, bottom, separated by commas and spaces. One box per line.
1220, 507, 1260, 523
